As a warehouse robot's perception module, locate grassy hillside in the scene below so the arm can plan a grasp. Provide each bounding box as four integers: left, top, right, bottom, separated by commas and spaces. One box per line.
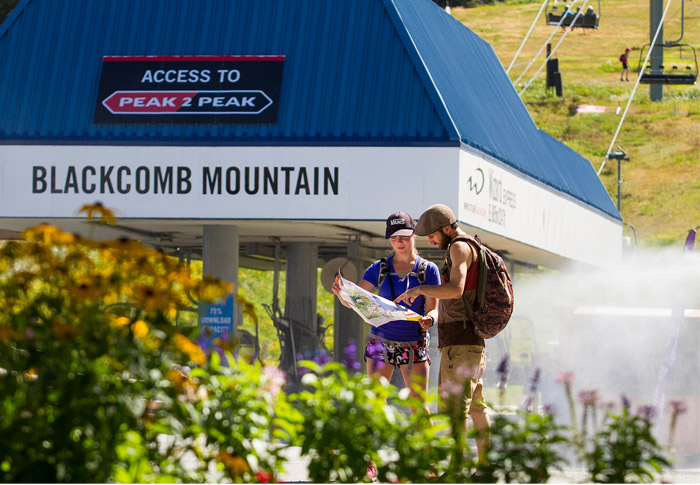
451, 0, 699, 246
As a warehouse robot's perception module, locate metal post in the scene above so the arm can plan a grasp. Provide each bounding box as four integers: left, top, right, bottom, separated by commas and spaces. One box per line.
617, 158, 622, 211
608, 147, 630, 211
650, 0, 664, 101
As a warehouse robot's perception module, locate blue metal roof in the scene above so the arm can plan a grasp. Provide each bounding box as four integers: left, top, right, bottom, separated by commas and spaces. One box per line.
0, 0, 620, 220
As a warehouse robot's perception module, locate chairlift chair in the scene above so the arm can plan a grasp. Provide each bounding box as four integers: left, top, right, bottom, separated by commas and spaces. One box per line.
638, 43, 698, 85
545, 0, 600, 29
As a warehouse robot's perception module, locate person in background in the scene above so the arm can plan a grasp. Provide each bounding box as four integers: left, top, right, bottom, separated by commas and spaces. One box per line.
619, 47, 631, 81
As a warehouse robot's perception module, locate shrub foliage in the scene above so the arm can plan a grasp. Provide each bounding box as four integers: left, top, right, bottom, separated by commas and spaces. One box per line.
0, 216, 676, 483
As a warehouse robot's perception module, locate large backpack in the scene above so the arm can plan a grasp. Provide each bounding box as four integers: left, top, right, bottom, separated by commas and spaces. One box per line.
376, 256, 428, 300
458, 234, 514, 339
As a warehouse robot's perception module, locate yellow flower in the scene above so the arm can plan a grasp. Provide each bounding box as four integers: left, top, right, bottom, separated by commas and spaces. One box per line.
110, 316, 130, 328
21, 224, 76, 246
167, 305, 178, 319
77, 202, 117, 225
103, 292, 119, 305
131, 320, 149, 339
197, 278, 232, 302
173, 334, 206, 366
24, 368, 38, 381
166, 368, 197, 396
68, 282, 102, 300
237, 296, 258, 326
217, 452, 250, 477
135, 285, 171, 312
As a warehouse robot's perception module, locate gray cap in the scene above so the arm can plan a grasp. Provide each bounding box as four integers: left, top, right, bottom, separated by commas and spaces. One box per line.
414, 204, 456, 236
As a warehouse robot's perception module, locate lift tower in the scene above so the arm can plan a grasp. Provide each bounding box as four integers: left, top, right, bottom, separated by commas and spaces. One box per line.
650, 0, 664, 101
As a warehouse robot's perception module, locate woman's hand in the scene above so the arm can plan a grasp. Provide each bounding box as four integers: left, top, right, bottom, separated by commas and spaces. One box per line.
332, 276, 352, 309
419, 314, 434, 331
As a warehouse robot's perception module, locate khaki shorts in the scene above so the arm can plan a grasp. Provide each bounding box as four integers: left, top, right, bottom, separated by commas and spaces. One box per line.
438, 344, 488, 417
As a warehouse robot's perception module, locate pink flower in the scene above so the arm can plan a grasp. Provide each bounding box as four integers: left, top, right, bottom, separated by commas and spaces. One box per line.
600, 401, 617, 413
578, 390, 599, 406
262, 365, 286, 397
669, 400, 687, 415
439, 379, 464, 400
556, 371, 575, 386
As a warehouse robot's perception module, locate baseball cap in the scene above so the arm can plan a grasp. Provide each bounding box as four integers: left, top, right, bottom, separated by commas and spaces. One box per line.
385, 212, 415, 239
414, 204, 456, 236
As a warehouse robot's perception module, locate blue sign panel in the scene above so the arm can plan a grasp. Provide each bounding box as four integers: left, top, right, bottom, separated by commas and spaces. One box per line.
199, 294, 234, 353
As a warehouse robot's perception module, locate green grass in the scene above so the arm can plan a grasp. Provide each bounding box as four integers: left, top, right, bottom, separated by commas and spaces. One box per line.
451, 0, 700, 246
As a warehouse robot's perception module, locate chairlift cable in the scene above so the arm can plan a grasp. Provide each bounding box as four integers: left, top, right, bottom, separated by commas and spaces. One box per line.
512, 0, 576, 85
519, 0, 591, 95
507, 0, 550, 74
597, 0, 674, 176
666, 0, 684, 44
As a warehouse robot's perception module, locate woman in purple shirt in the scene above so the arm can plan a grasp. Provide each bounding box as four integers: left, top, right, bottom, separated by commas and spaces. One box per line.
333, 211, 440, 405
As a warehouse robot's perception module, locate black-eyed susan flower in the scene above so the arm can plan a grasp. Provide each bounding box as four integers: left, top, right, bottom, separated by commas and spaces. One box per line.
77, 202, 117, 225
173, 334, 206, 366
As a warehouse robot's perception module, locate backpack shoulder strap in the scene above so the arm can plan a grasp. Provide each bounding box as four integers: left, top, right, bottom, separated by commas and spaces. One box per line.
416, 257, 428, 285
450, 235, 486, 327
377, 257, 390, 289
377, 257, 397, 299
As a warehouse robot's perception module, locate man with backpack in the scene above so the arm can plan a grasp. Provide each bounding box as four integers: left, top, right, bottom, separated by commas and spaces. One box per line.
394, 204, 493, 462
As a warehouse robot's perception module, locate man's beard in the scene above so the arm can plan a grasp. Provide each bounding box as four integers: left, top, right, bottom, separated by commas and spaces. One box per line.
437, 231, 451, 250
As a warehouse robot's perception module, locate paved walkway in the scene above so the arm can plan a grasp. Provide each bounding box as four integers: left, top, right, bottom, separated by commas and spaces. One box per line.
277, 446, 700, 483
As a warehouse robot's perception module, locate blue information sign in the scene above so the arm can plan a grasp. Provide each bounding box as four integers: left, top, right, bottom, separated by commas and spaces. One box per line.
199, 294, 234, 353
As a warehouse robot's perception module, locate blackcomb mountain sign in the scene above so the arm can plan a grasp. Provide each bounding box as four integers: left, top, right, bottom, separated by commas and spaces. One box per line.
94, 55, 284, 124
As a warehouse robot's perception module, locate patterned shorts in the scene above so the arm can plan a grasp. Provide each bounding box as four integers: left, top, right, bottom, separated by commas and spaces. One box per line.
364, 336, 430, 367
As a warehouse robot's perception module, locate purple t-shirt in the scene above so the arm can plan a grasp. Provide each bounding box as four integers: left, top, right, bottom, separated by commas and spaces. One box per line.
362, 256, 441, 341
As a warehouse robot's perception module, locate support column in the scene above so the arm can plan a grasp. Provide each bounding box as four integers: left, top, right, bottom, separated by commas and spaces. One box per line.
285, 242, 319, 359
203, 225, 239, 285
202, 225, 240, 343
333, 241, 366, 365
650, 0, 663, 101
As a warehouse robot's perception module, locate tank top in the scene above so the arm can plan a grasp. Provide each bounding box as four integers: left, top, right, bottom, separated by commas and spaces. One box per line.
437, 236, 485, 348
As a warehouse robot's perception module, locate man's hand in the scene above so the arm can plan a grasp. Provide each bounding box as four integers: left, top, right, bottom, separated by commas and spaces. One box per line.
394, 286, 421, 306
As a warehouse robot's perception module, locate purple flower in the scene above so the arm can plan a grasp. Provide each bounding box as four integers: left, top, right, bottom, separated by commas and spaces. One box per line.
529, 368, 541, 394
343, 339, 357, 360
341, 338, 361, 374
543, 404, 557, 416
621, 394, 631, 411
367, 340, 383, 358
313, 351, 332, 366
496, 354, 510, 388
636, 405, 657, 421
